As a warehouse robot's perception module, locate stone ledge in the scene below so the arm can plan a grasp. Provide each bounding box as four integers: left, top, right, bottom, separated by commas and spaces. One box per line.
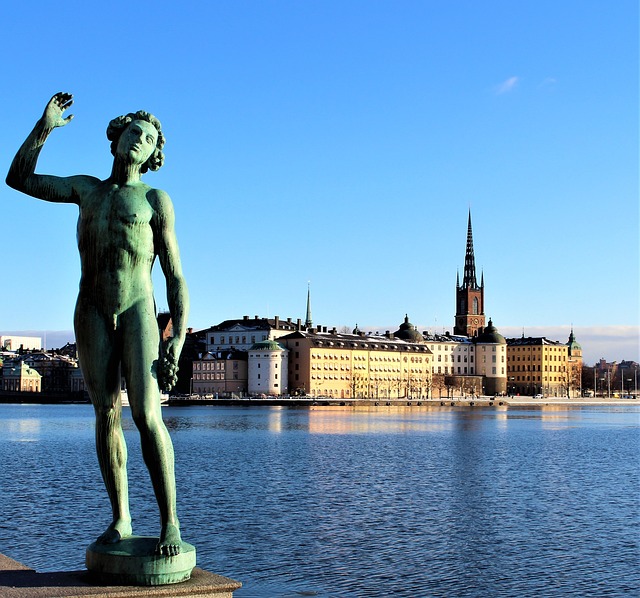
0, 554, 241, 598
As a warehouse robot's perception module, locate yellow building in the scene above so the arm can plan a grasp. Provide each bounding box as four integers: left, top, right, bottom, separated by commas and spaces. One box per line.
506, 337, 571, 397
279, 328, 432, 400
192, 351, 248, 397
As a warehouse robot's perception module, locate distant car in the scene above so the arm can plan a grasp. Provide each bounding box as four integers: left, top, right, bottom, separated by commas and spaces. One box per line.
533, 394, 543, 399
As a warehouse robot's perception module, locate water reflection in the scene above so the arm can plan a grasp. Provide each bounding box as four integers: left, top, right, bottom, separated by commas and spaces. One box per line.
4, 418, 42, 441
1, 404, 638, 598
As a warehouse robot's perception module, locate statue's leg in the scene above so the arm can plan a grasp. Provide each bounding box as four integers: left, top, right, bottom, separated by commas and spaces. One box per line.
121, 301, 181, 556
75, 300, 132, 544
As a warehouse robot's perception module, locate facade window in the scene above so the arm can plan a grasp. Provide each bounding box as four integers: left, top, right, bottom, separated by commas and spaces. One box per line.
473, 297, 479, 315
275, 374, 278, 380
257, 374, 261, 379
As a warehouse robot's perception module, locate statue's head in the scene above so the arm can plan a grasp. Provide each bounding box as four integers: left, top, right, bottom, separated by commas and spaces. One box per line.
107, 111, 165, 173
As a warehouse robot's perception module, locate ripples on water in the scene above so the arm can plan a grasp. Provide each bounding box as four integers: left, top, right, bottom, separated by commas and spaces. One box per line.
1, 404, 638, 597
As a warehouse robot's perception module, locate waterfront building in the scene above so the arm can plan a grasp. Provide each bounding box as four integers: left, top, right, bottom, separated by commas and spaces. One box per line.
21, 352, 80, 393
454, 211, 485, 337
506, 336, 570, 396
473, 319, 507, 395
278, 325, 432, 400
248, 339, 289, 396
203, 315, 302, 353
2, 360, 41, 392
192, 351, 248, 396
424, 319, 508, 397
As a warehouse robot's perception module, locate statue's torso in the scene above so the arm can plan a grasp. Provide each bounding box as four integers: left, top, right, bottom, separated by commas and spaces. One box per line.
77, 181, 157, 316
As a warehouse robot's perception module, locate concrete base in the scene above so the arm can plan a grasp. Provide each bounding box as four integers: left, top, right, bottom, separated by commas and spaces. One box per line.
0, 553, 241, 597
86, 536, 196, 586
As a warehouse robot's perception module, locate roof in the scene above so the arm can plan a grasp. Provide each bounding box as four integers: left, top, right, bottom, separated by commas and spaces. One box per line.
201, 316, 300, 334
567, 330, 582, 351
394, 315, 424, 343
278, 330, 432, 354
199, 350, 248, 361
474, 319, 506, 345
249, 339, 287, 352
506, 337, 565, 347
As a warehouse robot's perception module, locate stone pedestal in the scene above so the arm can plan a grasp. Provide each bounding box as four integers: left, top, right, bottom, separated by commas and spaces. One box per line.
86, 536, 196, 586
1, 552, 242, 597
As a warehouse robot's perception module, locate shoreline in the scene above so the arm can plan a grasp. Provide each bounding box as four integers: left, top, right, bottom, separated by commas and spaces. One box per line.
0, 392, 636, 409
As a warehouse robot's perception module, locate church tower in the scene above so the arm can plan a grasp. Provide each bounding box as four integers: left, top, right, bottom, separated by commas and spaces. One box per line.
454, 210, 485, 337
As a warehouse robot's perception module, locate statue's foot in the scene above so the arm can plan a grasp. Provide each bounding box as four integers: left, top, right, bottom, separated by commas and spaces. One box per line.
96, 519, 132, 545
156, 522, 182, 556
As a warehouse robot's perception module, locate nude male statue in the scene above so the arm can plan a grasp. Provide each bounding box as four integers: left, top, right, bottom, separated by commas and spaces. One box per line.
7, 92, 189, 557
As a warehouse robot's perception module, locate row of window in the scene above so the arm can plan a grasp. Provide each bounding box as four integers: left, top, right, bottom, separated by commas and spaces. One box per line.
512, 375, 566, 382
212, 334, 269, 345
510, 365, 567, 372
509, 354, 566, 361
194, 362, 240, 371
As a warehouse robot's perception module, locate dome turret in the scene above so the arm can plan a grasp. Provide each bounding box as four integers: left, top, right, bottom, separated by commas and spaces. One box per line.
475, 319, 506, 345
394, 315, 424, 343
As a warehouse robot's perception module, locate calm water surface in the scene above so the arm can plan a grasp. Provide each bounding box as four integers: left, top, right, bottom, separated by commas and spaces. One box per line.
0, 404, 638, 597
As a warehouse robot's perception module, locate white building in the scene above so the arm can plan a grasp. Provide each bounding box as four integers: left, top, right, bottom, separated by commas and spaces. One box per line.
248, 339, 289, 396
203, 316, 301, 353
1, 336, 42, 351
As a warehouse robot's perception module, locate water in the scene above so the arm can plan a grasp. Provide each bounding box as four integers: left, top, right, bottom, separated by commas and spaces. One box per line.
0, 404, 638, 597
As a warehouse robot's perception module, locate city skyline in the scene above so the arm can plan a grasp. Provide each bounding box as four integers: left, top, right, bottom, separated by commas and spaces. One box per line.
1, 1, 637, 364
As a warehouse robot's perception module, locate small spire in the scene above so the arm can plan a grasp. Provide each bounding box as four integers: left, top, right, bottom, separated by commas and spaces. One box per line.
305, 282, 312, 328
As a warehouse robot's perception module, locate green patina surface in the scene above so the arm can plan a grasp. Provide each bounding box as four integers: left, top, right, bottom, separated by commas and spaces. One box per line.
7, 93, 192, 582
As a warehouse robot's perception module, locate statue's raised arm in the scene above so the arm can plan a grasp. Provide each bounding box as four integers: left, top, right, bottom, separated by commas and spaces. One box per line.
6, 92, 97, 203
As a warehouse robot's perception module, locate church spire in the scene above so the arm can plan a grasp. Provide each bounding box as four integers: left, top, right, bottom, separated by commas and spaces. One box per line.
305, 282, 312, 328
454, 209, 485, 337
463, 209, 478, 289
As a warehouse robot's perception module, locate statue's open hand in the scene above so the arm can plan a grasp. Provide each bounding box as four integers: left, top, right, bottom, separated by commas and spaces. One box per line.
43, 92, 74, 129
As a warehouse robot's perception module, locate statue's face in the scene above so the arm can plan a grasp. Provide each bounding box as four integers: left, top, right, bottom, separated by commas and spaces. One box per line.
116, 119, 158, 165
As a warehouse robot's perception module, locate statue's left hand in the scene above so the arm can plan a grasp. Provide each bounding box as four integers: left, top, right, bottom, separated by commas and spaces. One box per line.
158, 337, 182, 392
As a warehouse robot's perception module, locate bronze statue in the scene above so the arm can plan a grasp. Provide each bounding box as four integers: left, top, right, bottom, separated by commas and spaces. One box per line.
7, 93, 190, 557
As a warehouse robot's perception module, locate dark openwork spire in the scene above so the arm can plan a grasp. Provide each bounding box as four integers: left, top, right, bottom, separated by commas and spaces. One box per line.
462, 209, 478, 289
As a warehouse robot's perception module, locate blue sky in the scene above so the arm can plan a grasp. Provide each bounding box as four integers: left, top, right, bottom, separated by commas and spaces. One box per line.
1, 1, 637, 365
